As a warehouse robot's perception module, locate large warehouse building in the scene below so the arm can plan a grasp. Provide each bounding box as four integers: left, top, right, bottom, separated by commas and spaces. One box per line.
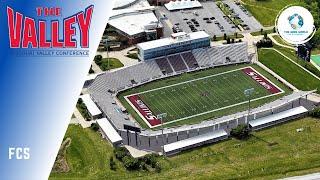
137, 31, 210, 61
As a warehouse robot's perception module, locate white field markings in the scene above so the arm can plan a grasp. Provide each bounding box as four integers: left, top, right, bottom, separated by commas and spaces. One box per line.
203, 77, 231, 107
162, 88, 191, 119
168, 88, 197, 120
125, 66, 253, 96
147, 89, 181, 118
124, 66, 285, 128
170, 86, 197, 115
155, 71, 273, 125
208, 74, 240, 104
124, 96, 155, 128
248, 65, 285, 94
182, 83, 209, 112
150, 91, 284, 128
139, 94, 163, 115
191, 81, 218, 111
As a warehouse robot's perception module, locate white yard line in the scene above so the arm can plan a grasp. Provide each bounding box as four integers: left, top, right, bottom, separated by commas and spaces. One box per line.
150, 91, 284, 128
126, 66, 252, 96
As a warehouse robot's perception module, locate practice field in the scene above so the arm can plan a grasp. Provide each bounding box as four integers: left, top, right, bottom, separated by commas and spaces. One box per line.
125, 67, 283, 128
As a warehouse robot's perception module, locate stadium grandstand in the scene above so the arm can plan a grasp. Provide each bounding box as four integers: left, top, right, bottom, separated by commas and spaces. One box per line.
137, 31, 210, 61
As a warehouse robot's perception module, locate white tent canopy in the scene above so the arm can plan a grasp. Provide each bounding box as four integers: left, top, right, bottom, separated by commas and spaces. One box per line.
97, 118, 123, 145
165, 0, 202, 11
80, 94, 102, 117
249, 106, 308, 130
163, 130, 228, 156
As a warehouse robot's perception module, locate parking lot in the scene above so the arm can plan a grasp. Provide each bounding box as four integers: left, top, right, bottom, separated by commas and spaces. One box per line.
157, 1, 237, 37
223, 0, 263, 32
156, 1, 263, 37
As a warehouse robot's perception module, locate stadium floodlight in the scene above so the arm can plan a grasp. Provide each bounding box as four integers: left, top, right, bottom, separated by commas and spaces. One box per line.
157, 113, 167, 154
104, 36, 110, 69
244, 88, 255, 119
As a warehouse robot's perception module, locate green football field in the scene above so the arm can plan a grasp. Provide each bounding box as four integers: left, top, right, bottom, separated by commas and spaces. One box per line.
127, 67, 283, 126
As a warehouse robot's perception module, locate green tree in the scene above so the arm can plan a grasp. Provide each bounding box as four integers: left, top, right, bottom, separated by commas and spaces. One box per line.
230, 124, 250, 140
109, 156, 116, 170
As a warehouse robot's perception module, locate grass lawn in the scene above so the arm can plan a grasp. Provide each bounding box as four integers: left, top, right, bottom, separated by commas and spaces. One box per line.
242, 0, 305, 26
96, 57, 124, 71
258, 48, 320, 93
312, 48, 320, 55
213, 33, 244, 41
272, 45, 320, 78
126, 53, 139, 60
251, 29, 275, 36
272, 35, 293, 47
50, 117, 320, 179
118, 64, 291, 129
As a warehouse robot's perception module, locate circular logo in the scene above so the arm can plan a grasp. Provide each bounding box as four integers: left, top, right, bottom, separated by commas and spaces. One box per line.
288, 14, 304, 30
276, 6, 316, 45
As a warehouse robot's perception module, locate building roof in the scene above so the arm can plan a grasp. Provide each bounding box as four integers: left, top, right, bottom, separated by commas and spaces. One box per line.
137, 31, 210, 50
163, 129, 227, 153
80, 94, 102, 116
113, 0, 139, 9
109, 10, 159, 36
249, 106, 308, 128
165, 0, 202, 11
97, 118, 123, 144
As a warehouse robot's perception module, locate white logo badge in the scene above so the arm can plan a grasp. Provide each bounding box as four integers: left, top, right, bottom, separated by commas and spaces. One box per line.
276, 6, 316, 45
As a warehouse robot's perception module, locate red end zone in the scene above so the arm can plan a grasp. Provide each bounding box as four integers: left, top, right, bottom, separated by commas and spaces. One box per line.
242, 67, 281, 94
127, 95, 161, 127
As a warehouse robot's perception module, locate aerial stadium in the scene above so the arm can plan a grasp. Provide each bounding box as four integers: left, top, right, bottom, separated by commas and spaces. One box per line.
51, 0, 320, 179
82, 0, 320, 155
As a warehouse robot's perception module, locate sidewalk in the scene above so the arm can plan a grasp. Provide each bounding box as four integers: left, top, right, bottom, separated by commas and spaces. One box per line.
73, 108, 93, 128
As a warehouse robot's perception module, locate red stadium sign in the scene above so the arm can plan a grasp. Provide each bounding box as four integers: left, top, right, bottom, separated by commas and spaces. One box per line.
242, 67, 281, 94
127, 95, 161, 127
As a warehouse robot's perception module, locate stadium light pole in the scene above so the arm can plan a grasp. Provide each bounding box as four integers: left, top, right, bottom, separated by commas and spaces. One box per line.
104, 36, 110, 70
157, 113, 167, 155
244, 88, 255, 121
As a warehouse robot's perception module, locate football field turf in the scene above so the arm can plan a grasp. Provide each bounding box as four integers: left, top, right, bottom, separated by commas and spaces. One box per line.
125, 67, 283, 127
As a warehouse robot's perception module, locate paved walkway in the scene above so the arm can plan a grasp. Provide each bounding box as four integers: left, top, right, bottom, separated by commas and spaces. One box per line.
73, 108, 93, 128
91, 61, 102, 73
96, 47, 140, 68
268, 34, 296, 50
124, 145, 152, 158
281, 172, 320, 180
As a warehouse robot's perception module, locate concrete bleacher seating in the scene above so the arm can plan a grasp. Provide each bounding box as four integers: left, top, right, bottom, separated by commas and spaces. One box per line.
181, 52, 199, 69
155, 57, 174, 75
89, 42, 249, 95
89, 61, 163, 93
192, 48, 211, 67
167, 54, 188, 72
192, 42, 249, 67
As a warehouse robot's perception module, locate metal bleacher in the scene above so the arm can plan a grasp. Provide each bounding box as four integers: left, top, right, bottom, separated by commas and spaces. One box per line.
181, 51, 199, 69
167, 54, 188, 72
155, 57, 174, 75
